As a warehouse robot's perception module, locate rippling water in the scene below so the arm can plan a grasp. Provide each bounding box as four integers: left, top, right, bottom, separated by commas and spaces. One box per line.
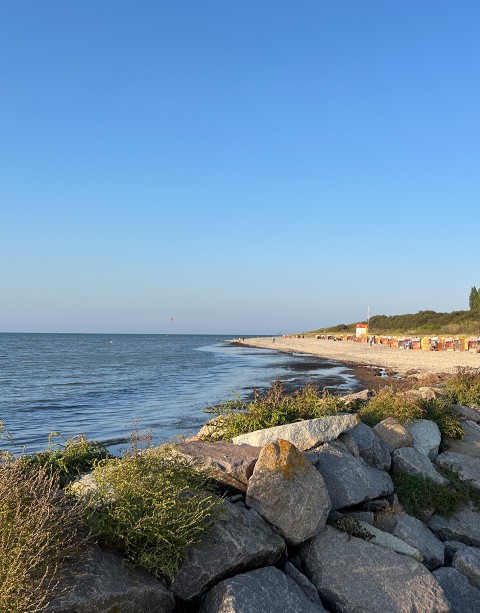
0, 333, 359, 453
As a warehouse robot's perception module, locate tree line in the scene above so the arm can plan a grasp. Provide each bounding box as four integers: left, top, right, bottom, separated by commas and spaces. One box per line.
469, 286, 480, 313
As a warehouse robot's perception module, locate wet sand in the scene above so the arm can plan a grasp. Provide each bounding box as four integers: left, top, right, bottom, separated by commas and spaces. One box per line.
239, 337, 480, 379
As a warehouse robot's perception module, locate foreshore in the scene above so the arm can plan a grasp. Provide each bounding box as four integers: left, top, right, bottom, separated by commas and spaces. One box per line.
238, 336, 480, 378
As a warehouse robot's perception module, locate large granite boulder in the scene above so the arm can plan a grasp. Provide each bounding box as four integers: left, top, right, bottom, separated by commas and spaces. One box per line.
428, 506, 480, 547
339, 389, 372, 405
405, 419, 441, 459
453, 546, 480, 589
373, 417, 413, 450
435, 451, 480, 490
232, 414, 359, 450
47, 545, 175, 613
245, 439, 331, 544
375, 512, 444, 569
174, 440, 261, 491
352, 520, 422, 560
200, 566, 326, 613
433, 567, 480, 613
392, 447, 450, 485
300, 526, 449, 613
284, 562, 323, 606
443, 420, 480, 458
348, 422, 391, 470
452, 404, 480, 425
313, 442, 394, 510
171, 500, 285, 600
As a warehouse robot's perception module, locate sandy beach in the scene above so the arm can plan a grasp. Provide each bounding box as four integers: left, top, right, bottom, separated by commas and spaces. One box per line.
240, 336, 480, 376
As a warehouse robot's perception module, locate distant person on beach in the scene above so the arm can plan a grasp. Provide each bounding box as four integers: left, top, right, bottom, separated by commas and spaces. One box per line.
272, 337, 275, 343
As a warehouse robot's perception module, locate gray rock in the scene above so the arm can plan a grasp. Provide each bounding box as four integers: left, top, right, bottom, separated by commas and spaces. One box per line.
444, 420, 480, 458
47, 545, 175, 613
300, 526, 449, 613
348, 422, 391, 470
245, 439, 331, 545
194, 415, 232, 440
284, 562, 322, 605
232, 414, 359, 450
392, 447, 450, 485
376, 512, 444, 569
453, 546, 480, 589
343, 511, 375, 525
336, 432, 360, 458
172, 500, 285, 600
433, 567, 480, 613
314, 443, 394, 510
200, 566, 326, 613
339, 389, 372, 404
373, 417, 413, 449
444, 540, 468, 561
354, 520, 423, 561
405, 419, 441, 459
452, 404, 480, 425
436, 451, 480, 490
406, 387, 440, 401
174, 440, 261, 491
428, 506, 480, 546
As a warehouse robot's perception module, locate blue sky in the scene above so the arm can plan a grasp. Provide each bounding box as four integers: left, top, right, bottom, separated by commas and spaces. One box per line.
1, 1, 479, 334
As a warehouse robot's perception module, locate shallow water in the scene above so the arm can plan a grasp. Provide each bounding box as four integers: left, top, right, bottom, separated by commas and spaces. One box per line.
0, 333, 359, 453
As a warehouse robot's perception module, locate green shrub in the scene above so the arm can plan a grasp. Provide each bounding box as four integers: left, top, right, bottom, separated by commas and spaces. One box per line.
20, 434, 111, 484
359, 388, 424, 427
422, 398, 464, 439
204, 381, 350, 441
83, 445, 223, 580
0, 460, 84, 613
445, 367, 480, 408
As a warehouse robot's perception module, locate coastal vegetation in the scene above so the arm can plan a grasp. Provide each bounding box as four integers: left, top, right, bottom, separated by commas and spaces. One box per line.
445, 367, 480, 407
308, 308, 480, 336
0, 460, 84, 613
83, 445, 223, 580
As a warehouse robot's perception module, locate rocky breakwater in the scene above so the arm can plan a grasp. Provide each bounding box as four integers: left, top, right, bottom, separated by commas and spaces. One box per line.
55, 398, 480, 613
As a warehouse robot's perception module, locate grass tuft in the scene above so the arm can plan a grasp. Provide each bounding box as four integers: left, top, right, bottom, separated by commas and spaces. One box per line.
445, 367, 480, 408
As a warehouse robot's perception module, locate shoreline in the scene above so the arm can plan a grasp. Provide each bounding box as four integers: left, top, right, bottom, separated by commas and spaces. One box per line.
235, 336, 480, 386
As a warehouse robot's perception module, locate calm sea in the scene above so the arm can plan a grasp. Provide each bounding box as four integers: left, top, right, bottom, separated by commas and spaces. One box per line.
0, 333, 360, 454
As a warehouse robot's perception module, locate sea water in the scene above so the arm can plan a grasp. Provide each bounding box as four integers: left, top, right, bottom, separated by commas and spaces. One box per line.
0, 333, 359, 454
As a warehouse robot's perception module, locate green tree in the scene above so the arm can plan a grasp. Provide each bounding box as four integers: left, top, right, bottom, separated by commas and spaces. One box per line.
469, 286, 480, 313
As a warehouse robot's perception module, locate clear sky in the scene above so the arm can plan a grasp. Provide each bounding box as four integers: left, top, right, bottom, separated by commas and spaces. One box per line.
1, 1, 479, 334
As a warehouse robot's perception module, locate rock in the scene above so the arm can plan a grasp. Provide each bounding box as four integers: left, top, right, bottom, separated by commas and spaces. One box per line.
348, 422, 391, 470
428, 506, 480, 547
343, 511, 375, 525
373, 417, 413, 450
444, 420, 480, 458
200, 566, 326, 613
353, 520, 423, 561
435, 451, 480, 490
47, 545, 175, 613
452, 404, 480, 425
362, 498, 391, 513
232, 414, 359, 450
245, 439, 331, 545
171, 500, 285, 600
195, 415, 232, 440
314, 443, 394, 510
339, 389, 372, 404
174, 440, 261, 491
433, 567, 480, 613
453, 546, 480, 589
376, 512, 444, 569
300, 526, 449, 613
444, 540, 468, 562
284, 562, 323, 606
336, 432, 360, 458
392, 447, 450, 485
68, 472, 98, 499
406, 387, 439, 401
405, 419, 441, 459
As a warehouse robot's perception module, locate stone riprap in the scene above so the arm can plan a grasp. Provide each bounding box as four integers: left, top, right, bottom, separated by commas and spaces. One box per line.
433, 567, 480, 613
47, 546, 175, 613
245, 439, 331, 544
405, 419, 441, 459
284, 562, 323, 606
232, 414, 359, 450
354, 520, 422, 560
200, 566, 326, 613
174, 440, 261, 491
435, 451, 480, 490
452, 404, 480, 425
428, 506, 480, 547
392, 447, 450, 485
373, 417, 413, 449
171, 501, 285, 600
313, 442, 394, 509
443, 420, 480, 458
348, 421, 391, 470
300, 526, 449, 613
452, 546, 480, 589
